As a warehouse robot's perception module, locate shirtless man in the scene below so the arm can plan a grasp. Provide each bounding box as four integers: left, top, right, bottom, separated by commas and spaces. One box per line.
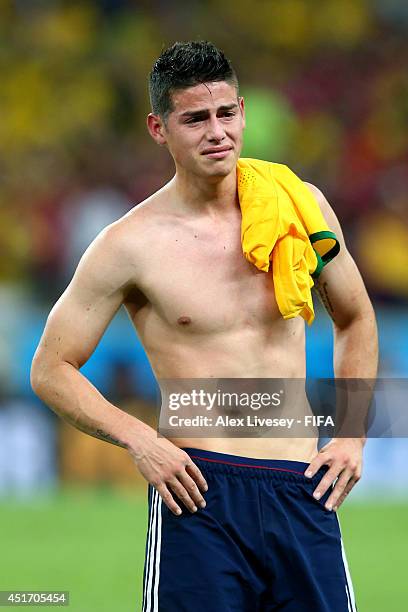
31, 41, 378, 611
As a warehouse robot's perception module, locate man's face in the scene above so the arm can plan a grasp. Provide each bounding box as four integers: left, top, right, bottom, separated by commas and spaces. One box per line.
148, 81, 245, 179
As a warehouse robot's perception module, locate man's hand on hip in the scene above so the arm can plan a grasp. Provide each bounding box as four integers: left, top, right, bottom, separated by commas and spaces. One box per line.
129, 435, 208, 516
304, 438, 364, 511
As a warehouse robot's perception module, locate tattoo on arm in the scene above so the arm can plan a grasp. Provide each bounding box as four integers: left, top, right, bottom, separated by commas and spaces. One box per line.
95, 429, 125, 448
315, 280, 336, 322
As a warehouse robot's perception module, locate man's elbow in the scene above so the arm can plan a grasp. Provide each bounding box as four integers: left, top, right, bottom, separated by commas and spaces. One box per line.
30, 350, 64, 398
30, 353, 49, 398
31, 347, 80, 397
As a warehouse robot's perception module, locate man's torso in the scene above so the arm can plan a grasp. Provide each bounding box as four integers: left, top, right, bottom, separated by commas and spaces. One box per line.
117, 185, 317, 460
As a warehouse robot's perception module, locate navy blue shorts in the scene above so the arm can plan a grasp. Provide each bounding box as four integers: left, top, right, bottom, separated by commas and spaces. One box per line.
142, 448, 357, 611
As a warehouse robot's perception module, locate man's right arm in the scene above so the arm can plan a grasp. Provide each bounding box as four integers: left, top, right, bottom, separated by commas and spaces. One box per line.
31, 224, 207, 515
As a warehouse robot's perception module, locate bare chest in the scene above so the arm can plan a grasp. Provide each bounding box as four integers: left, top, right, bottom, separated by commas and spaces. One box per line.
129, 222, 281, 333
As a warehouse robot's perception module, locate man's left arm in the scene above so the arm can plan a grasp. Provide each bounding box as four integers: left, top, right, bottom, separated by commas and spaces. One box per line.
303, 183, 379, 511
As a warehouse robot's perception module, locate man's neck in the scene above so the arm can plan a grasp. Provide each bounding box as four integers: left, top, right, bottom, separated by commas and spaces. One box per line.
170, 166, 239, 217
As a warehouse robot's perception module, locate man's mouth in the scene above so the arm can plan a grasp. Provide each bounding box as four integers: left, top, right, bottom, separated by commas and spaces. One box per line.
201, 146, 233, 159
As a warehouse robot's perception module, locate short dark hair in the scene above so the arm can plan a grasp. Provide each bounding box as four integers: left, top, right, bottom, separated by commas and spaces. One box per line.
149, 41, 238, 119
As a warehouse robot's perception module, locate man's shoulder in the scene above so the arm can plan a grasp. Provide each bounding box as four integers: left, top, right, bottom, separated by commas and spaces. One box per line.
101, 186, 170, 250
75, 199, 159, 294
303, 181, 325, 203
303, 181, 334, 219
302, 182, 346, 249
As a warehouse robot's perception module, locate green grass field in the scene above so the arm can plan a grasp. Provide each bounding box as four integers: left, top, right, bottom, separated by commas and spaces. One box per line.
1, 488, 407, 611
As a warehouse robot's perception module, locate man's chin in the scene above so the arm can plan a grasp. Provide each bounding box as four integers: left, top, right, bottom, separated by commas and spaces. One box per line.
199, 157, 236, 178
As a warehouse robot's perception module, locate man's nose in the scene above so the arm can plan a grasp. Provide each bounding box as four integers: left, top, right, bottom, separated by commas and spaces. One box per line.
206, 116, 226, 142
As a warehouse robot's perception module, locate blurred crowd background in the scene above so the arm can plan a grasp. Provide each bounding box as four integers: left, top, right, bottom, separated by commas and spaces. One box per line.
0, 0, 407, 498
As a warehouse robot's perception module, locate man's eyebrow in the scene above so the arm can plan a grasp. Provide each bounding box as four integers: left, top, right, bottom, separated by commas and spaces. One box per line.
179, 103, 239, 118
217, 103, 239, 111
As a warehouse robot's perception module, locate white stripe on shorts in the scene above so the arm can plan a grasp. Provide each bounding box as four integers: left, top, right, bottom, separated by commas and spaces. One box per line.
337, 516, 357, 612
153, 491, 163, 608
143, 488, 163, 612
142, 488, 156, 611
341, 538, 357, 611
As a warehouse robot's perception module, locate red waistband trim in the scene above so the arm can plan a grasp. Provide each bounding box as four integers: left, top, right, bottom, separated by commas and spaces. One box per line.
189, 455, 305, 475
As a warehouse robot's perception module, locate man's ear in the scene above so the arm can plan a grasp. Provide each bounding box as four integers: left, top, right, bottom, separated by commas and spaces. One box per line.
239, 96, 246, 129
146, 113, 167, 145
